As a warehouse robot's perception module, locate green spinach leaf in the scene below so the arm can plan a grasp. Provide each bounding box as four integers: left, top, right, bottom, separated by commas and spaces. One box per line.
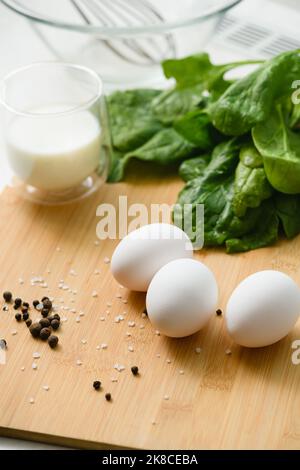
108, 128, 197, 182
253, 104, 300, 194
232, 144, 273, 217
275, 193, 300, 238
210, 50, 300, 136
179, 155, 209, 182
174, 109, 215, 148
107, 89, 162, 152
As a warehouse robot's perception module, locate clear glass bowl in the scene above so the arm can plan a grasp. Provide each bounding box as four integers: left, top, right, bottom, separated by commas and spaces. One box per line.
1, 0, 242, 88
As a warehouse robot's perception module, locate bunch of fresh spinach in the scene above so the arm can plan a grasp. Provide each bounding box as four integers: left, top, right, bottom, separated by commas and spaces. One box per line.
107, 50, 300, 253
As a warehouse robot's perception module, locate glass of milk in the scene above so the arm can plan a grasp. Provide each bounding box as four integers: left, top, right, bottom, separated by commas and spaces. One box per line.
0, 62, 110, 204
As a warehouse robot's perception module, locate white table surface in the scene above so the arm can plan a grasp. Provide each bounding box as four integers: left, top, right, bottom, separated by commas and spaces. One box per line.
0, 0, 297, 450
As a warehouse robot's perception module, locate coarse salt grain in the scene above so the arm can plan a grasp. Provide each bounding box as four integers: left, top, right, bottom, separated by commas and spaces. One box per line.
32, 362, 38, 370
128, 321, 135, 327
11, 330, 17, 336
76, 359, 82, 366
106, 302, 112, 307
101, 343, 108, 350
104, 257, 110, 264
179, 370, 184, 375
139, 324, 145, 329
79, 311, 85, 317
100, 316, 105, 321
166, 359, 171, 364
69, 269, 77, 276
29, 397, 35, 404
141, 313, 147, 319
19, 278, 24, 285
164, 395, 170, 401
32, 352, 41, 359
155, 330, 160, 336
225, 348, 232, 355
114, 364, 125, 372
94, 240, 100, 246
111, 378, 118, 383
81, 339, 87, 345
126, 332, 131, 337
94, 269, 101, 275
21, 366, 25, 371
195, 347, 202, 354
122, 299, 128, 304
75, 317, 80, 323
156, 354, 161, 358
42, 385, 50, 391
128, 345, 134, 352
92, 290, 98, 298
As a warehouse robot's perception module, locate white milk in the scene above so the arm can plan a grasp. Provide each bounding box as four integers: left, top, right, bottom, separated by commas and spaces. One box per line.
6, 105, 102, 191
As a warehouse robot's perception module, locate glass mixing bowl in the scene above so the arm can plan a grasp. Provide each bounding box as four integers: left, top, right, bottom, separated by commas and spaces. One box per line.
1, 0, 242, 88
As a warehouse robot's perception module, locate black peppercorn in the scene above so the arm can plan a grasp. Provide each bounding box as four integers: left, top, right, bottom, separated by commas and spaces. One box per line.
14, 298, 22, 308
51, 319, 60, 330
13, 304, 19, 310
131, 366, 139, 376
48, 335, 59, 349
40, 327, 51, 340
21, 307, 28, 314
42, 299, 52, 311
22, 312, 29, 321
29, 322, 42, 338
22, 302, 29, 309
216, 309, 222, 316
33, 300, 39, 308
39, 318, 50, 329
41, 296, 49, 302
3, 291, 12, 303
53, 314, 60, 321
15, 313, 22, 322
105, 393, 111, 401
41, 308, 49, 318
25, 319, 32, 328
93, 381, 101, 390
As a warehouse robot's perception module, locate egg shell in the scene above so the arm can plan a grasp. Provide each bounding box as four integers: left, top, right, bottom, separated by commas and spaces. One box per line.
111, 223, 194, 292
146, 258, 218, 338
225, 270, 300, 348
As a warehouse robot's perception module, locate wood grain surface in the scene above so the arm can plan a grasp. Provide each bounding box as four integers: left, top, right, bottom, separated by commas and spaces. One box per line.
0, 171, 300, 450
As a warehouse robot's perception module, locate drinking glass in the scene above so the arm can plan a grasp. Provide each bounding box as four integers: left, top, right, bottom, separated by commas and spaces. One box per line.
0, 62, 110, 204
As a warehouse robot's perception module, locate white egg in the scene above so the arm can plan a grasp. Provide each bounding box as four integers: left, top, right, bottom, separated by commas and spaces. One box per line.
111, 223, 193, 292
146, 258, 218, 338
226, 270, 300, 348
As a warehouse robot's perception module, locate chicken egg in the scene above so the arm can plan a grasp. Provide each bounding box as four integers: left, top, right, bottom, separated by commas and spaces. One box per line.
146, 258, 218, 338
225, 270, 300, 348
111, 223, 193, 292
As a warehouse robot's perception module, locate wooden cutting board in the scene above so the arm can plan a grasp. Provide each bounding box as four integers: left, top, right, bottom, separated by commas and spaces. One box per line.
0, 169, 300, 450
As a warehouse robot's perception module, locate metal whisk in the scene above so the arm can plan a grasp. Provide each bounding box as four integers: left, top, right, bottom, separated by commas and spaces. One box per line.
70, 0, 176, 65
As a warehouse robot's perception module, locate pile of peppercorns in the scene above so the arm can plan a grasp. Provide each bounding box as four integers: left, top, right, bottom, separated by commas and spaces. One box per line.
3, 291, 59, 349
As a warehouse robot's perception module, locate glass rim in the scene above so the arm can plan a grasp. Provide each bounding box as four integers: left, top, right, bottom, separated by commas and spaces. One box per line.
0, 61, 103, 118
0, 0, 242, 36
